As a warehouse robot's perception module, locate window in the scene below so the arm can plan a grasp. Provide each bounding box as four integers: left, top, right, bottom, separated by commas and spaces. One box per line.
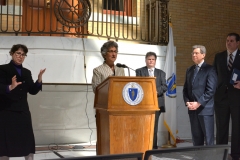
103, 0, 132, 16
103, 0, 124, 11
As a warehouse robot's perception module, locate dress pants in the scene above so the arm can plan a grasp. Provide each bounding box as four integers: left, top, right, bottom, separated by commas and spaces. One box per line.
153, 111, 161, 149
215, 104, 240, 160
189, 112, 214, 146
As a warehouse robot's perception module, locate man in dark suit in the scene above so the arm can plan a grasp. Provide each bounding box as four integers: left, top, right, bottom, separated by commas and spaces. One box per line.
213, 33, 240, 160
183, 45, 217, 146
136, 51, 167, 149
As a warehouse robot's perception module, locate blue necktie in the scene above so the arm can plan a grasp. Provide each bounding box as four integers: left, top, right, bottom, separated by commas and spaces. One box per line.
192, 65, 199, 84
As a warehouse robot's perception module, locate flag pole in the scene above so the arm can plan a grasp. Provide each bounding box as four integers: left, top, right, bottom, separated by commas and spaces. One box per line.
161, 13, 177, 148
161, 131, 176, 148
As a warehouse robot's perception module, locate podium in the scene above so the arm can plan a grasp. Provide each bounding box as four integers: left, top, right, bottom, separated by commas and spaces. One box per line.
94, 76, 159, 155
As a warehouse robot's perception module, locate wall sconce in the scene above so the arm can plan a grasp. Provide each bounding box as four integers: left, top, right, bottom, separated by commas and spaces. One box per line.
46, 0, 50, 8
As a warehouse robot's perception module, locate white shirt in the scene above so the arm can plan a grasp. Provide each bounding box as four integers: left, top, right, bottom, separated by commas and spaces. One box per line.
196, 60, 204, 68
148, 68, 155, 77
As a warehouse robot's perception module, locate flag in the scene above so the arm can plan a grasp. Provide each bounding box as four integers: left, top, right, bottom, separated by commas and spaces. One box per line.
161, 23, 177, 145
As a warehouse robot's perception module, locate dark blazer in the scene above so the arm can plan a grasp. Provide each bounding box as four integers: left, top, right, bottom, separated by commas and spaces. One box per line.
183, 62, 217, 115
213, 49, 240, 106
136, 66, 167, 112
0, 62, 42, 111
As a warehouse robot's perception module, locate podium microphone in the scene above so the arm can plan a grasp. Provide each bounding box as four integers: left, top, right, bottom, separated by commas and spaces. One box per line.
116, 63, 128, 68
116, 63, 135, 76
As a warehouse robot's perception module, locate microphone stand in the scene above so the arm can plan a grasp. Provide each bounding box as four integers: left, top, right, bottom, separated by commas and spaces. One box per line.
127, 68, 130, 77
116, 63, 135, 77
127, 67, 135, 77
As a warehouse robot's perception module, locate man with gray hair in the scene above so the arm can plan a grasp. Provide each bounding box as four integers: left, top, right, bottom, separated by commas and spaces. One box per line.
183, 45, 217, 146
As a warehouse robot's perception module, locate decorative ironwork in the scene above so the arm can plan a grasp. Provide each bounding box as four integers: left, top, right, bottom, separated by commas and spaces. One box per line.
54, 0, 91, 28
159, 0, 169, 44
0, 0, 170, 44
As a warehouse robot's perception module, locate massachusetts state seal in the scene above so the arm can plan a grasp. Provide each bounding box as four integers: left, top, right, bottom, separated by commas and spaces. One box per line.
122, 82, 144, 105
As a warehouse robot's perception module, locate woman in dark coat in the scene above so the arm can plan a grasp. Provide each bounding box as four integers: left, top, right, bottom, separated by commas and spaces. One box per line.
0, 44, 46, 160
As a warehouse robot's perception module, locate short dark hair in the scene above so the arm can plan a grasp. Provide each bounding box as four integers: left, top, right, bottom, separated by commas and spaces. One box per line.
100, 41, 118, 60
9, 44, 28, 55
145, 52, 157, 60
227, 33, 240, 41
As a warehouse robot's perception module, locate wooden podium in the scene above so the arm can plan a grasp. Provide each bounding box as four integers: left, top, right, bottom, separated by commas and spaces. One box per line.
94, 76, 159, 155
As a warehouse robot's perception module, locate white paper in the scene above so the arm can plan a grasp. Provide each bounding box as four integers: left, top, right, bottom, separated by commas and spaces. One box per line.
232, 73, 238, 81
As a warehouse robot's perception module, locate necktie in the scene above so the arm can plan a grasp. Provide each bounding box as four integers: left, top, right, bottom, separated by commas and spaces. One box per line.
192, 65, 199, 84
149, 69, 154, 77
228, 53, 233, 71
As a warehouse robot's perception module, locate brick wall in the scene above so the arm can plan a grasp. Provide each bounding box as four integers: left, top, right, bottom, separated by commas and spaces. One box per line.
169, 0, 240, 85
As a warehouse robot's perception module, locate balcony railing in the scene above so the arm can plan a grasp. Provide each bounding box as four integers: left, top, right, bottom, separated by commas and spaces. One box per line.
0, 0, 169, 44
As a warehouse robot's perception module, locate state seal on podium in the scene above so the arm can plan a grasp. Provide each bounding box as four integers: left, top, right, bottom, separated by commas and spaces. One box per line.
122, 82, 144, 105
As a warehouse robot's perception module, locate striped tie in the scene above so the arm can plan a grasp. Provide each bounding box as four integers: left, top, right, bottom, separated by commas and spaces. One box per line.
228, 53, 233, 71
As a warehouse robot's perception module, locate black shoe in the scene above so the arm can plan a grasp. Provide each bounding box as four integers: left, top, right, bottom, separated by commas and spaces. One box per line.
153, 146, 158, 149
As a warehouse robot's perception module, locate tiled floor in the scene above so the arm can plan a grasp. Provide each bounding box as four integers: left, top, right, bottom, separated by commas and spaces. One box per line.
10, 142, 97, 160
8, 141, 232, 160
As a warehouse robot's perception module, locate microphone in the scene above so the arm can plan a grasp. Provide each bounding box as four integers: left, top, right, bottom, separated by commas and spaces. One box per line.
116, 63, 128, 68
116, 63, 136, 77
116, 63, 135, 71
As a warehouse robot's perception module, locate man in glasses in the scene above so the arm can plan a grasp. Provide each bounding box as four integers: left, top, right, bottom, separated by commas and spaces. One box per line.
183, 45, 217, 146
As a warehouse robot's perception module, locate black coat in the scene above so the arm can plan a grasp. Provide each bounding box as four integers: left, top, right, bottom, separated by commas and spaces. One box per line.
183, 62, 217, 115
0, 61, 42, 111
136, 66, 167, 112
213, 50, 240, 106
0, 61, 42, 156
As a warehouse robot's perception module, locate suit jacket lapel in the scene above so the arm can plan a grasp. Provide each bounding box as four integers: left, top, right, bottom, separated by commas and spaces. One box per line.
154, 68, 157, 77
144, 66, 149, 76
189, 65, 195, 85
195, 62, 206, 81
233, 49, 240, 67
8, 62, 19, 76
223, 51, 230, 72
7, 62, 24, 84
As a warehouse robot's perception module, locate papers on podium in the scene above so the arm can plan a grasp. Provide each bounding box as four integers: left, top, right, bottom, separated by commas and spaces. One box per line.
230, 68, 240, 84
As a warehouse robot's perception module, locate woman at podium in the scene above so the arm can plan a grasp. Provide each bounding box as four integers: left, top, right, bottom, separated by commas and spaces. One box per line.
92, 41, 125, 92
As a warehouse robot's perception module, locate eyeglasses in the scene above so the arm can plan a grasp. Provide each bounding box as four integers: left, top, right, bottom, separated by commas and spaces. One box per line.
15, 52, 27, 57
107, 50, 118, 53
191, 52, 201, 55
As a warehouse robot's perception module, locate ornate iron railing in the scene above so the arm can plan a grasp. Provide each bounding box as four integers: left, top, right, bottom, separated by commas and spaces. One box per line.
0, 0, 169, 44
